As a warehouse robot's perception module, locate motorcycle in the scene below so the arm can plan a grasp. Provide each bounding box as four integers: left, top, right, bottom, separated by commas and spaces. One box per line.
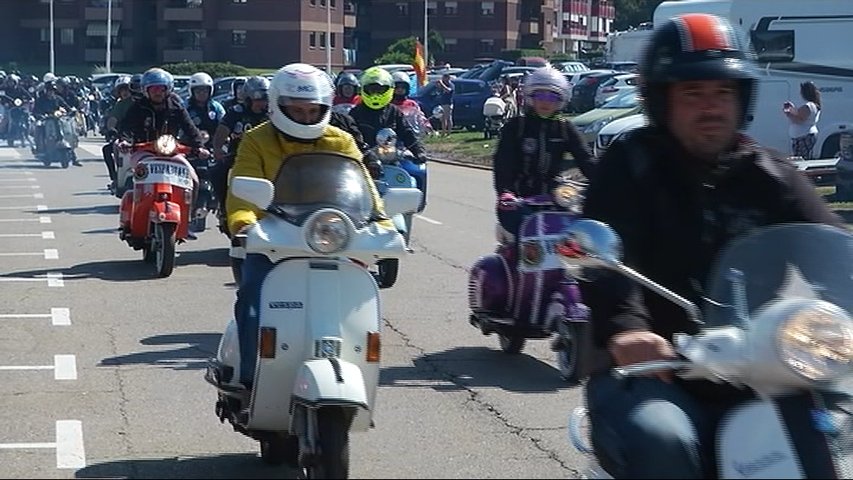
117, 134, 198, 278
467, 179, 593, 382
39, 108, 79, 168
189, 131, 217, 234
369, 128, 428, 288
562, 220, 853, 479
331, 103, 356, 116
6, 98, 33, 148
204, 152, 422, 477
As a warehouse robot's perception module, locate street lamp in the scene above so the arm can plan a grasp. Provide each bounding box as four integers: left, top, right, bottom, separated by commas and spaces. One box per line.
49, 0, 55, 73
424, 1, 428, 68
106, 0, 112, 73
326, 0, 331, 74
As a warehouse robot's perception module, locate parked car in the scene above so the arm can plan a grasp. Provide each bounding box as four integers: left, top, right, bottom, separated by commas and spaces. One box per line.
594, 73, 639, 107
210, 76, 247, 104
563, 69, 615, 105
569, 70, 621, 113
458, 60, 514, 83
555, 61, 590, 73
411, 78, 492, 131
593, 112, 647, 157
571, 88, 643, 147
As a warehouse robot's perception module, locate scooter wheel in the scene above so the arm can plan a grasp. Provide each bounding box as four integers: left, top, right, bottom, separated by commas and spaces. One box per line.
375, 259, 399, 289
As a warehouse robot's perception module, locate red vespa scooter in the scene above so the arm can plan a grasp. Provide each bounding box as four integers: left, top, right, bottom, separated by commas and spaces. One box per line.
118, 134, 198, 278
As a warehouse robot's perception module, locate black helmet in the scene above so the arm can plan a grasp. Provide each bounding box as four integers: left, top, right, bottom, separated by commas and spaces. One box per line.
640, 13, 757, 128
129, 74, 143, 94
242, 75, 270, 102
335, 72, 360, 97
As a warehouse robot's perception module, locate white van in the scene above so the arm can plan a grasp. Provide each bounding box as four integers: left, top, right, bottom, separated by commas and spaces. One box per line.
654, 0, 853, 158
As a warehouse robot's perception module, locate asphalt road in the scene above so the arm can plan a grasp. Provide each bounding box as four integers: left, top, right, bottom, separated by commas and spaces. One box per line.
0, 137, 587, 479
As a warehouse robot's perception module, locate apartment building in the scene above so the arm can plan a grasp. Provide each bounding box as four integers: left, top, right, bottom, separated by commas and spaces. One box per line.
0, 0, 355, 70
555, 0, 615, 56
354, 0, 559, 68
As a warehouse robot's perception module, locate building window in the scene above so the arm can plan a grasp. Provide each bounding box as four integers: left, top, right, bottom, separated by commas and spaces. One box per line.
395, 2, 407, 15
330, 32, 336, 48
319, 0, 335, 6
39, 28, 49, 42
232, 0, 247, 3
320, 31, 326, 49
231, 29, 246, 46
320, 0, 325, 6
309, 0, 316, 5
444, 37, 457, 53
175, 29, 204, 49
480, 39, 494, 53
309, 31, 316, 48
427, 1, 437, 15
481, 1, 494, 15
60, 28, 74, 45
444, 1, 457, 15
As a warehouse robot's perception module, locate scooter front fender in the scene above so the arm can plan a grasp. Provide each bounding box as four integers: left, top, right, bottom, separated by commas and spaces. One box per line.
150, 200, 182, 224
292, 358, 369, 410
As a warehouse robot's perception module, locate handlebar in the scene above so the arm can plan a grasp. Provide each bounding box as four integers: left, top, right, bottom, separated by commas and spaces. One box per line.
612, 360, 692, 380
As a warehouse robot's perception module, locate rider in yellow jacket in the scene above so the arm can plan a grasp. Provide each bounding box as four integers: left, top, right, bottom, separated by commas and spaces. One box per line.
227, 63, 392, 390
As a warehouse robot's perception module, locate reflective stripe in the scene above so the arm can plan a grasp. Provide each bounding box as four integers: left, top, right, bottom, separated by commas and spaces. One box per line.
676, 13, 735, 52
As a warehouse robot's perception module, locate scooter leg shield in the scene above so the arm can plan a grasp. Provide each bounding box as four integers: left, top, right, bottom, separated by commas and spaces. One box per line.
215, 319, 242, 387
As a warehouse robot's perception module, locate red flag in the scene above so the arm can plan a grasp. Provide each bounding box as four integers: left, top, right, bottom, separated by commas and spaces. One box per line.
413, 40, 427, 86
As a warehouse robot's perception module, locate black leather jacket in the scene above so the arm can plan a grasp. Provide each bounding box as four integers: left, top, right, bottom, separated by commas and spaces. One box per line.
349, 103, 425, 159
117, 93, 204, 148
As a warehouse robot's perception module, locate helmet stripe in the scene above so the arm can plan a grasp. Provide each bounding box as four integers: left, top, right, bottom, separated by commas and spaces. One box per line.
676, 13, 734, 52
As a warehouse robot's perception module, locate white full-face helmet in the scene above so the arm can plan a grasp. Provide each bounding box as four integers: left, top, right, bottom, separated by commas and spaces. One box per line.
268, 63, 334, 140
43, 72, 57, 83
188, 72, 214, 97
523, 66, 570, 110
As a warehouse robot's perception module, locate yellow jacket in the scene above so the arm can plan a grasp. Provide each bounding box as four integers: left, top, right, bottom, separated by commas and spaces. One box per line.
226, 121, 392, 235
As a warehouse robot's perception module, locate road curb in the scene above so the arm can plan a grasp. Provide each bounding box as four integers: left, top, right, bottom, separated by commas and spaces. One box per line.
426, 155, 493, 171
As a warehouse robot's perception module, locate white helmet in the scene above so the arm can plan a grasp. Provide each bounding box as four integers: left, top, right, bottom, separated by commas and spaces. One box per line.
523, 66, 570, 108
43, 72, 57, 83
268, 63, 334, 140
188, 72, 214, 96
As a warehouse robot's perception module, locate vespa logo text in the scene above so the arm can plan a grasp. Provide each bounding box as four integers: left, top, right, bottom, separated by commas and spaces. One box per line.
269, 301, 304, 309
148, 163, 189, 178
733, 451, 786, 477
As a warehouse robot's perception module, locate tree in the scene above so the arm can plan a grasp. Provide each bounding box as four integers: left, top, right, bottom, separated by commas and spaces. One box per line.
613, 0, 665, 31
373, 31, 444, 66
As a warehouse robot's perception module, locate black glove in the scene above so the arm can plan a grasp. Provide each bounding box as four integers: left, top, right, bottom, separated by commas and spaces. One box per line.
105, 129, 118, 142
412, 152, 428, 164
367, 160, 383, 180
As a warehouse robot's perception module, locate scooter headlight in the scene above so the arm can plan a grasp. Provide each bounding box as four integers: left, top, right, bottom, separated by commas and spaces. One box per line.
777, 302, 853, 381
13, 98, 22, 107
154, 135, 177, 156
553, 184, 582, 209
305, 211, 350, 254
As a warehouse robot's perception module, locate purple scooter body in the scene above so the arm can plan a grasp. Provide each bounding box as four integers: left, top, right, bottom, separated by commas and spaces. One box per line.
468, 198, 591, 381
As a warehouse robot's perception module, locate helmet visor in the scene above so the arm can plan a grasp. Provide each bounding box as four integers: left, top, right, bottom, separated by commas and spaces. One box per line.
363, 84, 391, 96
529, 90, 563, 103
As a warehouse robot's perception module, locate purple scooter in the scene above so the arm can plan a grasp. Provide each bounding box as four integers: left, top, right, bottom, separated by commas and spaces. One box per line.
467, 181, 592, 382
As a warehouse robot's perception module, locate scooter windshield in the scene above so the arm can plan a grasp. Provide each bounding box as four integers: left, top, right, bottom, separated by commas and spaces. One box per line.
702, 224, 853, 328
270, 152, 374, 223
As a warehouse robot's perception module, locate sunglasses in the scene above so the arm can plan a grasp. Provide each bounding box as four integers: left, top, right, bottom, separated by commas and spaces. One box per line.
530, 90, 563, 103
363, 84, 391, 95
147, 85, 168, 94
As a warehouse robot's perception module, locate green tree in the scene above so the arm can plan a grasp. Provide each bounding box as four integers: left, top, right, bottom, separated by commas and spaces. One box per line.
613, 0, 665, 31
374, 31, 445, 66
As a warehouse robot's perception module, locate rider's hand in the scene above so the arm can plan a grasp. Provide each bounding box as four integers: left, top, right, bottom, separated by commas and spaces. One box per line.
497, 192, 519, 211
117, 140, 131, 152
608, 330, 677, 383
197, 147, 211, 160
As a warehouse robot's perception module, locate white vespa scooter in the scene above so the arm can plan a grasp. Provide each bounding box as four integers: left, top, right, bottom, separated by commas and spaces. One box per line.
561, 220, 853, 479
205, 152, 422, 478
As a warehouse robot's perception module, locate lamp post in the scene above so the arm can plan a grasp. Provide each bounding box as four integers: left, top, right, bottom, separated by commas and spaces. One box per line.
326, 0, 332, 74
424, 0, 429, 68
105, 0, 112, 73
49, 0, 55, 73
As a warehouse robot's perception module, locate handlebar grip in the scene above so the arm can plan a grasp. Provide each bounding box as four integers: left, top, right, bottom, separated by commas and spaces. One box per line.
612, 360, 692, 380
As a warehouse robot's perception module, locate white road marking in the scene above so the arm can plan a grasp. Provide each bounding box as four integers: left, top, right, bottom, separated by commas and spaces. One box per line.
40, 216, 51, 223
0, 184, 40, 189
415, 214, 443, 225
0, 355, 76, 380
0, 193, 43, 199
0, 442, 55, 449
77, 144, 104, 158
37, 204, 48, 212
0, 150, 21, 160
0, 177, 36, 182
0, 205, 41, 210
55, 420, 86, 469
54, 355, 77, 380
0, 170, 32, 175
0, 232, 54, 239
0, 308, 71, 326
0, 249, 58, 258
0, 272, 64, 286
0, 218, 43, 223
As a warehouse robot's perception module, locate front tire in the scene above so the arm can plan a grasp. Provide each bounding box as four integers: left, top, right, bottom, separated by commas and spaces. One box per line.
306, 407, 351, 479
153, 223, 176, 277
556, 320, 589, 383
60, 150, 71, 168
375, 259, 399, 289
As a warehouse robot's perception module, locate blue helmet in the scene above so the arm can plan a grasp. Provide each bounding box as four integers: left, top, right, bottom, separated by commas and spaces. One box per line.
140, 68, 174, 98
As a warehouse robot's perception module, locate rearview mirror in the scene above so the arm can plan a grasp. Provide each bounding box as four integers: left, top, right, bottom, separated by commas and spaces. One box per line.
556, 219, 622, 269
230, 176, 274, 211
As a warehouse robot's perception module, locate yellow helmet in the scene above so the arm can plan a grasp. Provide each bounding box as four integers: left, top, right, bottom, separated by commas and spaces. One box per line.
360, 67, 394, 110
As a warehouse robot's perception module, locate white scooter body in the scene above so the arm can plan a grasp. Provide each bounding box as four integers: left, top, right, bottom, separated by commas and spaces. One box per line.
209, 163, 422, 471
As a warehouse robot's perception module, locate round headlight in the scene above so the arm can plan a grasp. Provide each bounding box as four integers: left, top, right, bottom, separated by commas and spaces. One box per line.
155, 135, 177, 156
778, 302, 853, 381
306, 211, 350, 254
553, 184, 581, 209
13, 98, 22, 107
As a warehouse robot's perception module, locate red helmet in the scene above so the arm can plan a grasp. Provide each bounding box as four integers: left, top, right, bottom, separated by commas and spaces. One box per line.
640, 13, 757, 128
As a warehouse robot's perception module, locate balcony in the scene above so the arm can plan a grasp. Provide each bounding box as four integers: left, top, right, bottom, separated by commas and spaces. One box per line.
84, 7, 123, 21
163, 48, 203, 62
85, 48, 125, 62
163, 8, 203, 22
